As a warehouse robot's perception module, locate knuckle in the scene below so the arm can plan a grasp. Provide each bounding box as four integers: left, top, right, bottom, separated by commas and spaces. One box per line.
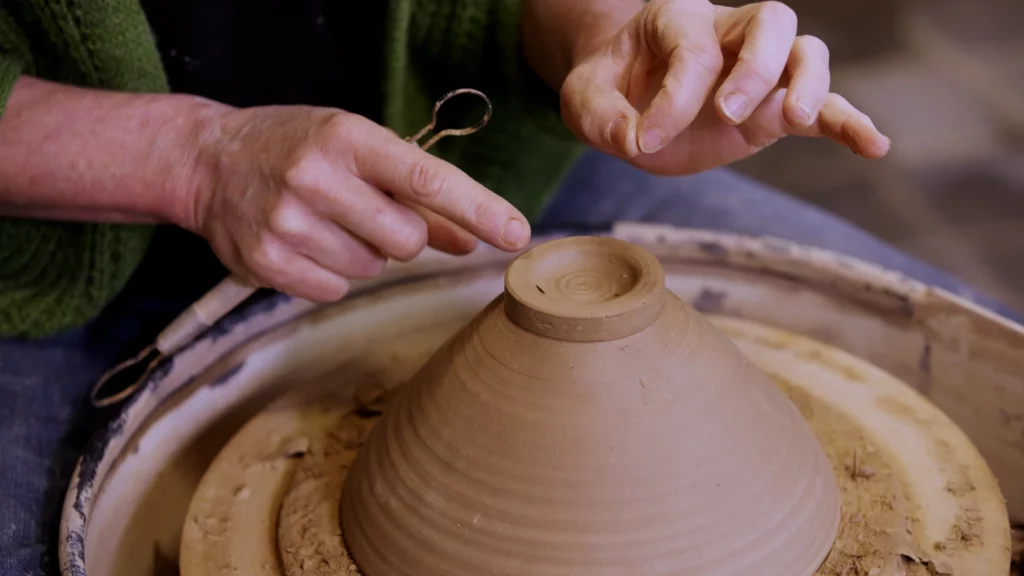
559, 76, 583, 125
574, 107, 601, 144
325, 111, 365, 141
406, 158, 449, 202
759, 1, 797, 26
852, 110, 872, 127
349, 252, 387, 278
472, 202, 497, 236
267, 203, 305, 241
798, 34, 830, 60
323, 113, 370, 165
247, 235, 287, 277
328, 114, 380, 159
282, 150, 321, 190
560, 72, 603, 141
390, 231, 429, 262
318, 277, 351, 302
678, 43, 723, 77
739, 56, 778, 89
386, 219, 429, 262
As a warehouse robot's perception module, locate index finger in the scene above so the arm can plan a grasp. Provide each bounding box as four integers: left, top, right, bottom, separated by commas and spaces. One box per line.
637, 0, 723, 154
712, 2, 798, 125
345, 119, 531, 252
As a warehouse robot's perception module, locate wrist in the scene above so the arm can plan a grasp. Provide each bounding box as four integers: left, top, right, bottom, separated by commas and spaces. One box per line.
522, 0, 644, 89
568, 2, 644, 67
0, 78, 239, 228
166, 96, 234, 234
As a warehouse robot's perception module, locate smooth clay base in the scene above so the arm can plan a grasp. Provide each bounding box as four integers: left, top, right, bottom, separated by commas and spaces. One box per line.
179, 316, 1013, 576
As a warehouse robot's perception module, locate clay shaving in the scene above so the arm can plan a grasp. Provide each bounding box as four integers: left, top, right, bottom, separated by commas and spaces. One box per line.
772, 375, 978, 576
275, 390, 391, 576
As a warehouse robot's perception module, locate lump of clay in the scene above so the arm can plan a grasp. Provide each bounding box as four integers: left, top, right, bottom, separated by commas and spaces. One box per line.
341, 236, 840, 576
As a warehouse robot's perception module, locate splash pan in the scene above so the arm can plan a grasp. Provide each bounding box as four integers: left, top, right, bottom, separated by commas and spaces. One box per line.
60, 223, 1024, 575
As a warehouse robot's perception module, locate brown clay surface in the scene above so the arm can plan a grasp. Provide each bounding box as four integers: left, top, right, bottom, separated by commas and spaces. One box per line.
276, 407, 372, 575
182, 373, 1009, 576
341, 237, 840, 576
176, 237, 1012, 576
717, 316, 1012, 576
776, 375, 968, 576
178, 322, 1013, 576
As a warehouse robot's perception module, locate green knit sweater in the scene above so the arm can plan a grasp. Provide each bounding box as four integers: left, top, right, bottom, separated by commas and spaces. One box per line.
0, 0, 584, 339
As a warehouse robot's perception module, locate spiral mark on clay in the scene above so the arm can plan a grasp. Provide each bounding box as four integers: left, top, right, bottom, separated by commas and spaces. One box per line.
554, 270, 623, 305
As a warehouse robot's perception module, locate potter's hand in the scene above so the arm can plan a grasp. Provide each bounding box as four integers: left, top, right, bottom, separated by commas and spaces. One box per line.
188, 106, 530, 302
556, 0, 891, 175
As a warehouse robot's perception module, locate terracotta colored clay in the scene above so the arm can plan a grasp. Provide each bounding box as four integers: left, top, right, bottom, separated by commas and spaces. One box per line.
174, 308, 1012, 576
68, 227, 1017, 576
340, 236, 841, 575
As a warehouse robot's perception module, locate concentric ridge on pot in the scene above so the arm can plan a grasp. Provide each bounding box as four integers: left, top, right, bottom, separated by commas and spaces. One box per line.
340, 235, 841, 576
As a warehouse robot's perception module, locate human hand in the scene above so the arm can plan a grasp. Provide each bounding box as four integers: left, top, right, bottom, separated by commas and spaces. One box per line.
559, 0, 891, 175
184, 105, 531, 302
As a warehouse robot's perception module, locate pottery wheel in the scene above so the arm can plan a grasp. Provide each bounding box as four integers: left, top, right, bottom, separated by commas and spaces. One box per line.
179, 312, 1009, 576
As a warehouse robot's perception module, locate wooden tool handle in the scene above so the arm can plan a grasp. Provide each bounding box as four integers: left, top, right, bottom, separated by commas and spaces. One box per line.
155, 276, 258, 355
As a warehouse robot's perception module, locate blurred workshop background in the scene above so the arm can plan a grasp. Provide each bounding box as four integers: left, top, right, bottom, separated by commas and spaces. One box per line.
721, 0, 1024, 311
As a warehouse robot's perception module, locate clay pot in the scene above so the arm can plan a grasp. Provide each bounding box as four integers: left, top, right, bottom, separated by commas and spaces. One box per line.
340, 236, 840, 575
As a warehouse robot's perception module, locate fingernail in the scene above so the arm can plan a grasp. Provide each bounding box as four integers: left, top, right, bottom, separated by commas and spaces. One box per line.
639, 127, 664, 154
721, 92, 749, 123
796, 100, 814, 125
502, 218, 529, 248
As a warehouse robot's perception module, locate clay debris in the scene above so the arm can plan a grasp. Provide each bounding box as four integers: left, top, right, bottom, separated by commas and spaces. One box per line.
772, 377, 980, 576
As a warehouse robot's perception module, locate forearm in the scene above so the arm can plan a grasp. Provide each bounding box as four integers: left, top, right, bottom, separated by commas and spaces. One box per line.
521, 0, 644, 90
0, 76, 222, 228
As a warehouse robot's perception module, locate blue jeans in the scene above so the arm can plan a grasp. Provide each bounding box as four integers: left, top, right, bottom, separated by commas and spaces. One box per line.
0, 151, 1016, 574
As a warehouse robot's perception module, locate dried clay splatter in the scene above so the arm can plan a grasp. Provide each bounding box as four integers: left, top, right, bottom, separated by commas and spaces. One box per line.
770, 376, 981, 576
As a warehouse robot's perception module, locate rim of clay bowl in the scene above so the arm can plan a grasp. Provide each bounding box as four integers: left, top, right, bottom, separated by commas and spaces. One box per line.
58, 222, 1024, 576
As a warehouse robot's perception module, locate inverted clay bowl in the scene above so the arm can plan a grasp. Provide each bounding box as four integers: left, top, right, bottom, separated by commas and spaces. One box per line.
340, 236, 841, 576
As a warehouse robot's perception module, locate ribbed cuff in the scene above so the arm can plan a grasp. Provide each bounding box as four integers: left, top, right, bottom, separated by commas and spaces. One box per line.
0, 55, 22, 116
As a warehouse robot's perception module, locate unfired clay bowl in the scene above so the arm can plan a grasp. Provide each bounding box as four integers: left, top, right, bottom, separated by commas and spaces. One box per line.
60, 223, 1024, 576
337, 236, 839, 575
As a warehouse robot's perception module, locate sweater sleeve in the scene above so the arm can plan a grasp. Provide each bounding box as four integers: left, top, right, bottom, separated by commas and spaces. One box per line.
0, 56, 155, 337
0, 4, 29, 115
0, 5, 159, 338
0, 54, 20, 114
384, 0, 585, 220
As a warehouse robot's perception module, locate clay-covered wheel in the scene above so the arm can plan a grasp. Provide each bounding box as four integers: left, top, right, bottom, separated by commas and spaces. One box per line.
179, 316, 1011, 575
